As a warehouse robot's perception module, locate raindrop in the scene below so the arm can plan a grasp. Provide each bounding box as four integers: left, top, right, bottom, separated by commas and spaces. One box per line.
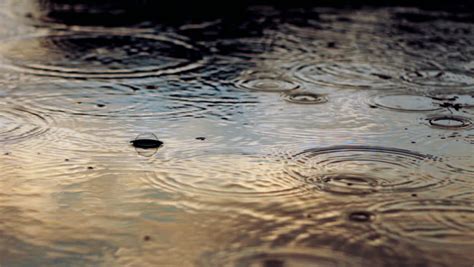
285, 146, 450, 195
236, 77, 299, 92
427, 115, 472, 129
282, 91, 328, 104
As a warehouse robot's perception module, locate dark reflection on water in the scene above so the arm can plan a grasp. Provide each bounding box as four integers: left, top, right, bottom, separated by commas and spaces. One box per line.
0, 1, 474, 266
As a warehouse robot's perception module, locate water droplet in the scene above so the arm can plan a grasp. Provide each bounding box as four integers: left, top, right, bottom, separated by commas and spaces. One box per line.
131, 133, 163, 149
427, 115, 472, 129
282, 91, 328, 104
348, 211, 374, 222
236, 76, 299, 92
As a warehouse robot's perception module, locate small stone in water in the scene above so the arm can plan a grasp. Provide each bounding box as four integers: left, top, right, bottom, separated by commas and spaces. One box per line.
87, 166, 94, 170
96, 104, 106, 108
196, 137, 206, 141
143, 235, 151, 241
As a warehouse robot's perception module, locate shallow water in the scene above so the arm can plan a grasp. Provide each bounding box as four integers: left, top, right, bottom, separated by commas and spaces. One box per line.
0, 1, 474, 266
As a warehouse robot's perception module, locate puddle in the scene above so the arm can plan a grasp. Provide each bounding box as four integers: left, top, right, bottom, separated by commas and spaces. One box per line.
0, 2, 473, 266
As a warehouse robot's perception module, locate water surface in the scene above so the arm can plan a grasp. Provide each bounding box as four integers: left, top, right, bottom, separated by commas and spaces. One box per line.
0, 1, 473, 266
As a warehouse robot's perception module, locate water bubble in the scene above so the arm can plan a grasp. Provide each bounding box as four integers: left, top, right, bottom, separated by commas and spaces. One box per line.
131, 133, 163, 149
235, 75, 299, 92
427, 115, 472, 129
348, 211, 374, 223
282, 91, 328, 104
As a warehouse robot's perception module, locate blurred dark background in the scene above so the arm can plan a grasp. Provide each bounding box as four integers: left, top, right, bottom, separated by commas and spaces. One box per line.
33, 0, 474, 26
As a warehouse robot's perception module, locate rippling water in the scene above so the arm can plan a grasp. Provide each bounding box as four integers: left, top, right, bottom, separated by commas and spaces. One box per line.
0, 1, 474, 266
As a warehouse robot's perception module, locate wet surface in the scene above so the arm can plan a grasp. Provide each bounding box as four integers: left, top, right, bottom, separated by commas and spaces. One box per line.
0, 1, 474, 266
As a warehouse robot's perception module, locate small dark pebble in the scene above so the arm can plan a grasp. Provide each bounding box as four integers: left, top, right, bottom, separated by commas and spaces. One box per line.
76, 101, 82, 104
131, 139, 163, 149
96, 104, 106, 108
348, 211, 374, 222
347, 183, 353, 186
65, 159, 69, 162
427, 135, 431, 138
327, 41, 336, 48
4, 152, 10, 156
306, 214, 312, 218
196, 137, 206, 141
411, 141, 416, 144
411, 193, 418, 197
143, 235, 151, 241
145, 85, 158, 90
404, 128, 408, 130
87, 166, 94, 170
369, 104, 378, 109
